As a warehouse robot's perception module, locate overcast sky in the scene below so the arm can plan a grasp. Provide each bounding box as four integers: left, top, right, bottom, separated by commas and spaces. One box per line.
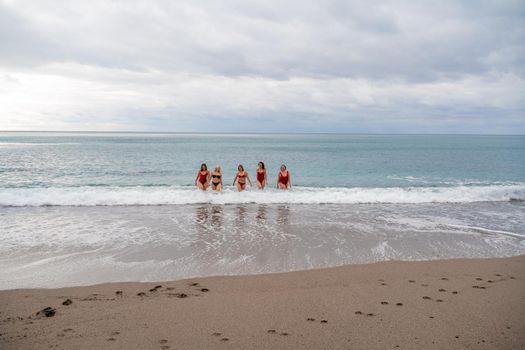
1, 0, 524, 133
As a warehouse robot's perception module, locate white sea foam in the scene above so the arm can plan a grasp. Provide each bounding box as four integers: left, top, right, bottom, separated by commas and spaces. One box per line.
1, 184, 524, 207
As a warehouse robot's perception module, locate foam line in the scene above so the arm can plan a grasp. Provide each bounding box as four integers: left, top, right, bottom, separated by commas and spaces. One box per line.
1, 184, 524, 207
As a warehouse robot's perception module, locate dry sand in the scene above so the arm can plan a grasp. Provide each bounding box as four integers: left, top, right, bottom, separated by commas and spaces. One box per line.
1, 256, 524, 349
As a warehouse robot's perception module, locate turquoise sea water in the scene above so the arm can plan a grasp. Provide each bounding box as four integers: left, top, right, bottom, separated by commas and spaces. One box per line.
0, 132, 524, 289
0, 132, 524, 205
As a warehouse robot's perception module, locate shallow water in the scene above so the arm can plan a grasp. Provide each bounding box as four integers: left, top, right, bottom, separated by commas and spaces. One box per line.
1, 202, 524, 289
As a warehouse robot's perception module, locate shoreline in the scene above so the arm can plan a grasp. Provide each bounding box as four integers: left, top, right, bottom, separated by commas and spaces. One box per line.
1, 256, 524, 349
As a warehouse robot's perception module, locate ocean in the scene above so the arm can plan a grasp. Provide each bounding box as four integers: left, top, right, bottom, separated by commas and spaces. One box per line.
1, 132, 524, 289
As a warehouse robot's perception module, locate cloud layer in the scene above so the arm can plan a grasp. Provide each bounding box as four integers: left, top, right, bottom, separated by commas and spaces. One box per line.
1, 0, 524, 132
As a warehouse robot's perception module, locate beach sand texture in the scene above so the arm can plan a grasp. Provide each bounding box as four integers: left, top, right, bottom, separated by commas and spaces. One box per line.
1, 255, 524, 349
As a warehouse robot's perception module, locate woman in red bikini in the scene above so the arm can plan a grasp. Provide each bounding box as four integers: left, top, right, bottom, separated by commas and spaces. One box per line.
277, 164, 291, 189
194, 163, 210, 190
233, 164, 252, 192
255, 161, 267, 190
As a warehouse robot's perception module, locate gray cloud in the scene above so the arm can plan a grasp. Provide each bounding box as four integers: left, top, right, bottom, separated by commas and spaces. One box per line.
0, 0, 524, 133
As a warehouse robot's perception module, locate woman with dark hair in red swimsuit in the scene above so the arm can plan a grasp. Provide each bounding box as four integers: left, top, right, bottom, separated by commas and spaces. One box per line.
233, 164, 252, 192
195, 163, 210, 190
277, 164, 291, 189
256, 161, 267, 190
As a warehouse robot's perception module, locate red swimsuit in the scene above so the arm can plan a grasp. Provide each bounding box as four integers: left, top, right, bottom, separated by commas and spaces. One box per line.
198, 171, 208, 184
278, 171, 289, 186
256, 170, 265, 183
237, 172, 247, 188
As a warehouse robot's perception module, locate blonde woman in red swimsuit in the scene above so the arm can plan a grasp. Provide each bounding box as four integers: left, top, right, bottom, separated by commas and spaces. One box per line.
233, 164, 252, 192
194, 163, 210, 190
277, 164, 291, 189
256, 161, 267, 190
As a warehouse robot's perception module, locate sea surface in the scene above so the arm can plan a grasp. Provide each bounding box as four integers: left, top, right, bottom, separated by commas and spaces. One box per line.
1, 132, 524, 289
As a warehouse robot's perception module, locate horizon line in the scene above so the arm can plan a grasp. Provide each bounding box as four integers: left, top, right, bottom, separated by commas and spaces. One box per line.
1, 130, 524, 136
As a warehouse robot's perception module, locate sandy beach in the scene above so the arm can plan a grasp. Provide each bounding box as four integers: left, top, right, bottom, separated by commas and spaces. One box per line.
1, 255, 524, 349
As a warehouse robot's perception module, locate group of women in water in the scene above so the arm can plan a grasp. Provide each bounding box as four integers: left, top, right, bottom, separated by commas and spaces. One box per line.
195, 162, 291, 192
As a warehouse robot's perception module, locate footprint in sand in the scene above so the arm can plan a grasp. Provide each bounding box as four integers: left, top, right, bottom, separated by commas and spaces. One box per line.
201, 288, 209, 292
306, 318, 315, 322
452, 291, 458, 294
267, 330, 276, 334
212, 332, 222, 336
495, 274, 502, 277
355, 311, 363, 315
438, 289, 446, 292
190, 282, 199, 287
320, 320, 328, 323
107, 338, 116, 341
37, 307, 56, 317
423, 296, 432, 300
366, 313, 375, 317
510, 276, 516, 279
408, 280, 415, 283
166, 287, 175, 291
159, 340, 170, 350
280, 332, 289, 336
421, 284, 429, 287
172, 293, 188, 298
396, 303, 403, 306
381, 301, 389, 305
476, 278, 483, 281
441, 278, 449, 281
137, 292, 146, 296
220, 337, 229, 341
436, 299, 443, 303
62, 299, 72, 306
115, 291, 123, 296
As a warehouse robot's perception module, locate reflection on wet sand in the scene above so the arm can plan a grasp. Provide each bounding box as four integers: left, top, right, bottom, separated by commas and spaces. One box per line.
195, 206, 208, 226
191, 204, 294, 273
256, 205, 267, 222
234, 205, 247, 227
210, 205, 222, 230
276, 205, 291, 226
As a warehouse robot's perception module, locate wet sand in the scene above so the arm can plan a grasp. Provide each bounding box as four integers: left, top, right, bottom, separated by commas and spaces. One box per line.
1, 255, 524, 349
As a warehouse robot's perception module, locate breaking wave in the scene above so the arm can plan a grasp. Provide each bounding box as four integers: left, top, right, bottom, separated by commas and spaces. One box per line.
1, 184, 524, 207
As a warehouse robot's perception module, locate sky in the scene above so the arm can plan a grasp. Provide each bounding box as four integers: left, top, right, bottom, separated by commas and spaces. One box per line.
0, 0, 524, 133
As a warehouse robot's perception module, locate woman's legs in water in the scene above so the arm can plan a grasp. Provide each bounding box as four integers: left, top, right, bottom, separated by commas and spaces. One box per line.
278, 182, 288, 190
